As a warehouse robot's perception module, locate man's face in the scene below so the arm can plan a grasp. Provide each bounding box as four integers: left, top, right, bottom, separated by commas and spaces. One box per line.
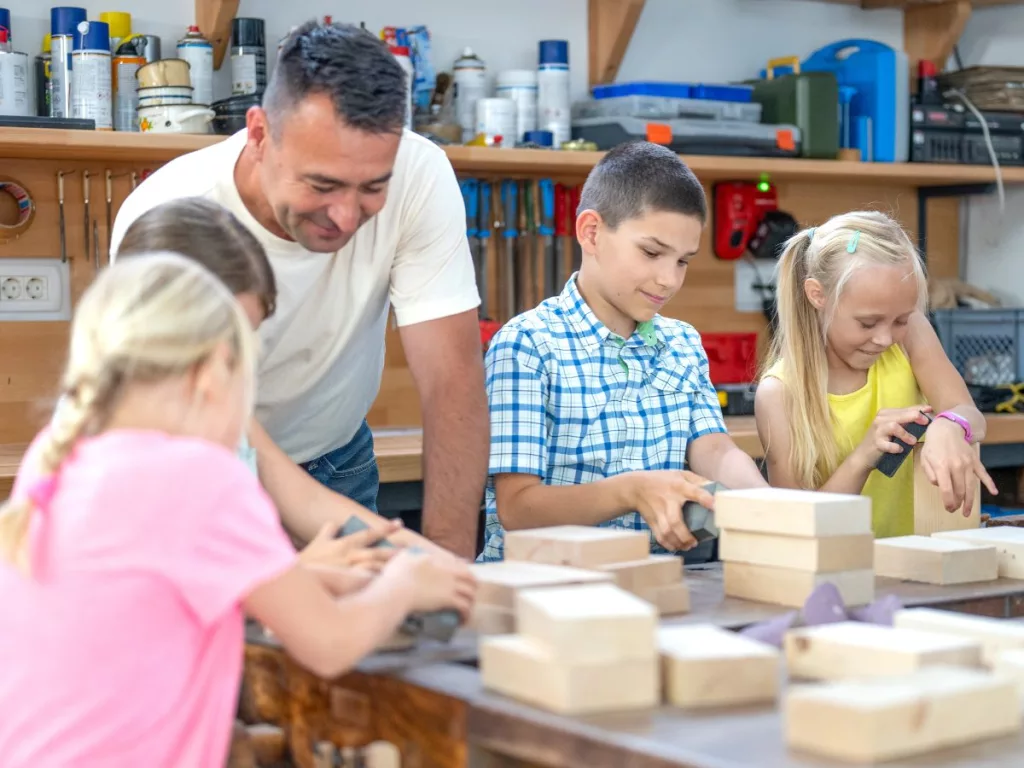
252, 93, 402, 253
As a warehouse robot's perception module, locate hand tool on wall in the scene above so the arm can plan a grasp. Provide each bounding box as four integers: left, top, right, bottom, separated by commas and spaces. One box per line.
460, 178, 481, 312
523, 180, 535, 311
104, 170, 113, 264
555, 183, 568, 288
130, 171, 138, 190
82, 170, 91, 266
538, 178, 556, 298
570, 185, 582, 273
93, 220, 100, 272
501, 179, 518, 320
335, 516, 461, 643
56, 171, 67, 263
477, 180, 491, 318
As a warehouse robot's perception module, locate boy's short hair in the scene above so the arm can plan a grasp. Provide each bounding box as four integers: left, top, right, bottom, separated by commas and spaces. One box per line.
578, 141, 707, 229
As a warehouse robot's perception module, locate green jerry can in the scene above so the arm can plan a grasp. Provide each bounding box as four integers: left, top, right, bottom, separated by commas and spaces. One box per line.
750, 55, 839, 160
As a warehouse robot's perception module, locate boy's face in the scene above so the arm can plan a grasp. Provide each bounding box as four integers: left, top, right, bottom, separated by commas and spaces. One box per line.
585, 209, 703, 323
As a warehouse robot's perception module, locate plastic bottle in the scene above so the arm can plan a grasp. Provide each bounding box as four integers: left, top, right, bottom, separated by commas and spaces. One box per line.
391, 45, 414, 131
538, 40, 570, 147
177, 25, 213, 105
453, 47, 487, 143
496, 70, 537, 147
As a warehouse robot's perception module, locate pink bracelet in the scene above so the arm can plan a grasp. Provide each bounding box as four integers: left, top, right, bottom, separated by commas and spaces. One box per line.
935, 411, 973, 443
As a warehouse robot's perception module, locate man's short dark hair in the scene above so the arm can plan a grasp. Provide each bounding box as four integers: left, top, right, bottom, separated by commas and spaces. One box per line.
578, 142, 707, 229
263, 20, 407, 135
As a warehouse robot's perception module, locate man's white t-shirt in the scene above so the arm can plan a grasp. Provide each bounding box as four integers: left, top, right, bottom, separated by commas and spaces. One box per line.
109, 130, 480, 463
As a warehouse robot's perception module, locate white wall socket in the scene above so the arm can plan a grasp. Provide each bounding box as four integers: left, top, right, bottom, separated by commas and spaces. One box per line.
0, 258, 72, 322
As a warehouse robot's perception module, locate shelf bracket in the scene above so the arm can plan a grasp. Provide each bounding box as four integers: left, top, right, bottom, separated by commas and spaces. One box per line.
904, 0, 972, 73
195, 0, 239, 71
917, 183, 993, 265
588, 0, 646, 89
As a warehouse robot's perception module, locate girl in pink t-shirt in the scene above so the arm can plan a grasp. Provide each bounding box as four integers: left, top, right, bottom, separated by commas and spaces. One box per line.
0, 254, 475, 768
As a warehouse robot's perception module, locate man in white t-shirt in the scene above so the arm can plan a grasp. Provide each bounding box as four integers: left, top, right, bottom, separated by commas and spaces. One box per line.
110, 22, 488, 559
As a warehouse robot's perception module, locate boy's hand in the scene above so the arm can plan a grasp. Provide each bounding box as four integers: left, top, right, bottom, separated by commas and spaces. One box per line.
625, 470, 716, 552
920, 419, 997, 514
298, 519, 403, 571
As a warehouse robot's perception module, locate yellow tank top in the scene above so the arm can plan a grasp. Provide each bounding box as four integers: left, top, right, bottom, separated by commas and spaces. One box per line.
767, 345, 923, 538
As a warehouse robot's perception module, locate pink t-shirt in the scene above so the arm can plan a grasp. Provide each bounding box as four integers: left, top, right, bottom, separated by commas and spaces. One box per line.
0, 429, 297, 768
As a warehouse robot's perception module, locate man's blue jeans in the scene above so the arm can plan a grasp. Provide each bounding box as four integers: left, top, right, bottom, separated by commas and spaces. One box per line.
301, 420, 380, 513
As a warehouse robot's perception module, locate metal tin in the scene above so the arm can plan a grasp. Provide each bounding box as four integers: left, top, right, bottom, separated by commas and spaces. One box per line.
0, 50, 29, 116
176, 25, 213, 106
71, 20, 112, 130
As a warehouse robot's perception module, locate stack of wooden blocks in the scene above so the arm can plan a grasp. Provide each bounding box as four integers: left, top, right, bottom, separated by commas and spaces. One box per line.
479, 582, 661, 715
502, 525, 690, 615
715, 488, 875, 608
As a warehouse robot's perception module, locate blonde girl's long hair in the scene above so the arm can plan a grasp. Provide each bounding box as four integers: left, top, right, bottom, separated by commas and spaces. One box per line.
762, 210, 928, 489
0, 253, 258, 574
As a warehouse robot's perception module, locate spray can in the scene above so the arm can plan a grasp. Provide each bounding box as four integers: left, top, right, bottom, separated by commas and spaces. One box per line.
177, 25, 213, 105
230, 17, 266, 97
112, 35, 144, 131
50, 6, 87, 118
71, 20, 112, 130
538, 40, 571, 147
139, 34, 161, 63
390, 45, 414, 131
0, 8, 10, 51
453, 48, 487, 143
99, 11, 130, 52
0, 35, 29, 117
35, 34, 51, 117
496, 70, 538, 146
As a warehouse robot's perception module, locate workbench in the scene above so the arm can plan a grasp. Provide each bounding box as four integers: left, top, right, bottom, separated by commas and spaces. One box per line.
243, 565, 1024, 768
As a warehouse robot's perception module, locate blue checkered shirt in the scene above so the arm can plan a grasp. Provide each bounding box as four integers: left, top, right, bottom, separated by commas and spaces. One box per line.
478, 275, 727, 562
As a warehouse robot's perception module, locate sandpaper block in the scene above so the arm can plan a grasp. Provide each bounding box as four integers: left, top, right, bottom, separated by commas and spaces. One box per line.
681, 481, 726, 543
337, 516, 461, 643
875, 412, 931, 478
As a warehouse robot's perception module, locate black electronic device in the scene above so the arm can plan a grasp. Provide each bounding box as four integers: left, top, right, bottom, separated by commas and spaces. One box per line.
910, 104, 1024, 165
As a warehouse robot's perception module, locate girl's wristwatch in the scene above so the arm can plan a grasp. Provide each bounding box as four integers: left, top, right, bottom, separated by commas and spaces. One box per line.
936, 411, 973, 443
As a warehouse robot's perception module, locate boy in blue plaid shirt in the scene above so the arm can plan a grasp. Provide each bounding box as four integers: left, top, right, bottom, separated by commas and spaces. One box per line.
479, 142, 768, 562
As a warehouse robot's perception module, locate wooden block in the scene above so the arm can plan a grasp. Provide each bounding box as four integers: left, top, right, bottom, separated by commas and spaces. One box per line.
598, 554, 682, 593
785, 665, 1020, 762
719, 529, 874, 573
914, 444, 981, 535
992, 649, 1024, 712
468, 603, 516, 636
516, 583, 657, 663
470, 560, 612, 611
637, 581, 690, 616
714, 488, 872, 537
479, 634, 659, 715
784, 621, 982, 681
874, 535, 998, 585
933, 527, 1024, 579
658, 625, 780, 708
504, 525, 650, 567
723, 561, 874, 608
894, 607, 1024, 667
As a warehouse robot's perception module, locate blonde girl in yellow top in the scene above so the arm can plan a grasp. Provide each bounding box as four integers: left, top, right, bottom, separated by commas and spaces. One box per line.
755, 211, 997, 538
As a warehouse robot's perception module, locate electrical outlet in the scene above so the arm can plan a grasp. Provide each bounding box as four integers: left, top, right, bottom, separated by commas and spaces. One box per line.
0, 259, 71, 321
734, 258, 777, 313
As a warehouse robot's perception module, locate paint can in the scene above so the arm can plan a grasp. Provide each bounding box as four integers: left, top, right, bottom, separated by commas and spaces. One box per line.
453, 47, 487, 143
0, 46, 29, 117
538, 40, 571, 147
112, 35, 145, 131
34, 34, 51, 117
139, 34, 161, 63
391, 45, 414, 130
475, 97, 516, 148
177, 25, 213, 106
496, 70, 538, 146
50, 6, 86, 118
99, 11, 130, 52
71, 20, 112, 130
230, 17, 266, 97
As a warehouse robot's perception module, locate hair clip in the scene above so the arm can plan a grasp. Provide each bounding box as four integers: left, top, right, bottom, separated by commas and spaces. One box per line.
847, 230, 861, 254
806, 227, 816, 241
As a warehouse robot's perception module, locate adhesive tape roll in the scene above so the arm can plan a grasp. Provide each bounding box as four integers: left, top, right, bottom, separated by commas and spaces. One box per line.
0, 178, 36, 242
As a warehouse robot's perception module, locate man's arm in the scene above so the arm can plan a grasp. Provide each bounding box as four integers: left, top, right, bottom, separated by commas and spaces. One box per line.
686, 432, 768, 489
247, 419, 448, 556
399, 310, 488, 559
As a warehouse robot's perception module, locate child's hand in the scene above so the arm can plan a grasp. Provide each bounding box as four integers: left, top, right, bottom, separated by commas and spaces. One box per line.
298, 519, 402, 572
305, 564, 376, 597
381, 549, 477, 623
920, 419, 998, 514
626, 470, 715, 552
855, 406, 934, 469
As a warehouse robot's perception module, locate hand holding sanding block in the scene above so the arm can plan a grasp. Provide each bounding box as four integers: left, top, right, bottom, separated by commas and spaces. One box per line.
875, 411, 932, 478
336, 516, 461, 643
681, 481, 727, 543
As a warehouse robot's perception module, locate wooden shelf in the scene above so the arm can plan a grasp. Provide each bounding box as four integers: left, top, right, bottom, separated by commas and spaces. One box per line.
2, 128, 1023, 187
